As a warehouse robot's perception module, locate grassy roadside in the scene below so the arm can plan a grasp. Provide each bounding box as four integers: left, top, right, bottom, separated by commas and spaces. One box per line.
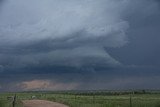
1, 91, 160, 107
0, 93, 23, 107
0, 99, 23, 107
15, 100, 23, 107
0, 100, 11, 107
44, 94, 160, 107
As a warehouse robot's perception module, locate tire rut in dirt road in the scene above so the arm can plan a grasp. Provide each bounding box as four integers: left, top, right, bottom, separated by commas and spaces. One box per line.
22, 100, 69, 107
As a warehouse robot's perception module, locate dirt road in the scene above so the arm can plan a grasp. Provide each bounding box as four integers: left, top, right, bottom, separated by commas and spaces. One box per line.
22, 100, 69, 107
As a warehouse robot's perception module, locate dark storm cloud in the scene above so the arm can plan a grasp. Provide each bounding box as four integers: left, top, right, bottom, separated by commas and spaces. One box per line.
0, 0, 160, 91
0, 0, 4, 3
1, 66, 160, 91
107, 0, 160, 66
0, 0, 129, 72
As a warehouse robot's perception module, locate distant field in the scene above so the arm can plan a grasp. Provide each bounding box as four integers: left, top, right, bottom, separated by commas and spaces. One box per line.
0, 90, 160, 107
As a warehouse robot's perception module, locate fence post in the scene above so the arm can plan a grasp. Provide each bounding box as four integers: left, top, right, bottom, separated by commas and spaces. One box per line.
12, 94, 16, 107
129, 93, 132, 107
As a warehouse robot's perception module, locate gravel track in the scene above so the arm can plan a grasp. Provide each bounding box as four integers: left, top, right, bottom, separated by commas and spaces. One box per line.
22, 100, 69, 107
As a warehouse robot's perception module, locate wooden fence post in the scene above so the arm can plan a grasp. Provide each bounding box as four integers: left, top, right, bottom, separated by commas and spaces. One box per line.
12, 94, 16, 107
129, 93, 132, 107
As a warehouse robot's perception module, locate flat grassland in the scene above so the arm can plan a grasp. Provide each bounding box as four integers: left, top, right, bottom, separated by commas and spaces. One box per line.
0, 90, 160, 107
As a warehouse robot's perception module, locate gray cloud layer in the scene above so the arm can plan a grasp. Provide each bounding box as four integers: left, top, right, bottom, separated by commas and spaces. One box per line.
0, 0, 160, 91
0, 0, 130, 71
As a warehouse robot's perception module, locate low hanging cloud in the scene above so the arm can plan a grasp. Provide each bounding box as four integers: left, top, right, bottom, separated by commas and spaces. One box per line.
0, 0, 159, 91
0, 0, 131, 72
0, 0, 128, 47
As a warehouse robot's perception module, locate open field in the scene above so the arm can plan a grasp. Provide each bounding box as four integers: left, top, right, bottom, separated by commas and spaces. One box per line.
0, 90, 160, 107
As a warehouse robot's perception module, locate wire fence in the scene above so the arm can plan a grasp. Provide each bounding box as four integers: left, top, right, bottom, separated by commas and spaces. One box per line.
1, 92, 160, 107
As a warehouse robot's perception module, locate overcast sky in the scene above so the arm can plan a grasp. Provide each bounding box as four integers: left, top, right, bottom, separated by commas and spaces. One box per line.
0, 0, 160, 91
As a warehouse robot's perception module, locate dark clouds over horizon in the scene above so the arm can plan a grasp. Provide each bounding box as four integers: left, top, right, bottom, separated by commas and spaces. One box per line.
0, 0, 160, 91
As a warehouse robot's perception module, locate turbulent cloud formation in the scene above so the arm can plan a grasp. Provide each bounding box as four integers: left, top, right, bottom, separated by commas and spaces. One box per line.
0, 0, 130, 71
0, 0, 160, 91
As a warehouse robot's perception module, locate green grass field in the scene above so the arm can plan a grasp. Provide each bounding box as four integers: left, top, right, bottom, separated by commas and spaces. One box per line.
0, 91, 160, 107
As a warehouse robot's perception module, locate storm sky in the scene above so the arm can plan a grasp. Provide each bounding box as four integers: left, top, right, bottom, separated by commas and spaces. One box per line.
0, 0, 160, 91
